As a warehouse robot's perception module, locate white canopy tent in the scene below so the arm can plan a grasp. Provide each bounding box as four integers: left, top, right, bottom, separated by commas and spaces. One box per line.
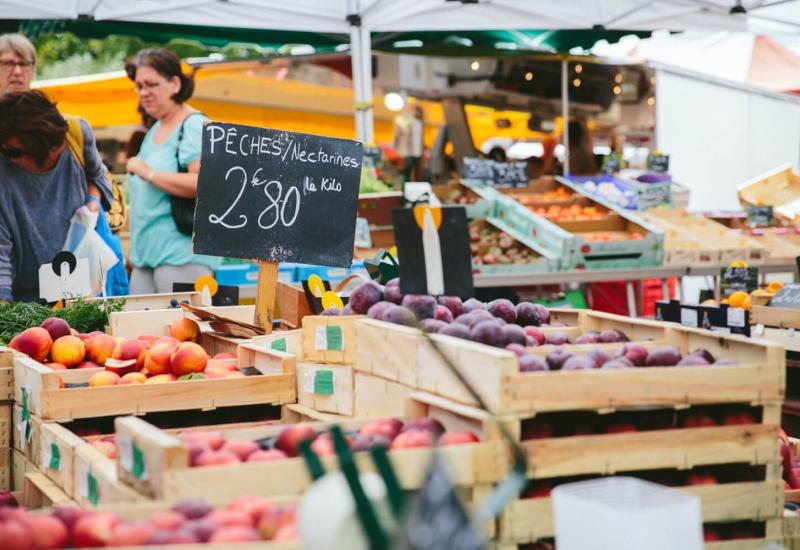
0, 0, 80, 18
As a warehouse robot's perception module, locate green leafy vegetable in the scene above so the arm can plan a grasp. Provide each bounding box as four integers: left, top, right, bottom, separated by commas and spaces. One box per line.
0, 298, 125, 344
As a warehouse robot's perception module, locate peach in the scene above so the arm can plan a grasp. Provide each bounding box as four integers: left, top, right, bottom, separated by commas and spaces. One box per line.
88, 371, 121, 387
273, 523, 299, 540
107, 521, 154, 547
170, 342, 208, 376
247, 449, 288, 462
147, 511, 185, 531
85, 334, 117, 366
104, 358, 138, 377
275, 425, 317, 457
41, 317, 71, 341
209, 526, 261, 542
0, 519, 34, 550
195, 449, 241, 467
144, 339, 179, 376
24, 514, 69, 549
170, 318, 200, 342
77, 361, 102, 369
179, 430, 224, 451
221, 439, 260, 461
9, 327, 52, 362
231, 495, 274, 524
213, 352, 237, 360
257, 506, 296, 540
207, 358, 239, 371
50, 335, 86, 367
90, 440, 117, 459
72, 513, 121, 548
137, 334, 158, 347
154, 336, 180, 346
112, 339, 148, 370
205, 509, 252, 528
46, 362, 68, 371
119, 372, 147, 385
145, 374, 176, 384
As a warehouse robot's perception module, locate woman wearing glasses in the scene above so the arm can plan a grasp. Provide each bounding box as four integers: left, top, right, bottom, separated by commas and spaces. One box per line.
124, 48, 220, 294
0, 34, 35, 95
0, 91, 113, 302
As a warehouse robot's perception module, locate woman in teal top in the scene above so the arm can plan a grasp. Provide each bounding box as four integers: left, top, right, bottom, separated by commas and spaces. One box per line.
124, 48, 221, 294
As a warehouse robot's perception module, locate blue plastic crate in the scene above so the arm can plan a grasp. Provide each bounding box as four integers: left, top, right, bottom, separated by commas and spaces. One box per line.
215, 264, 296, 286
292, 261, 369, 284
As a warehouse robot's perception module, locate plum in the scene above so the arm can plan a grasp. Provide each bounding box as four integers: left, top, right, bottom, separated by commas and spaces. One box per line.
516, 302, 541, 327
352, 434, 391, 452
588, 349, 612, 369
645, 346, 682, 367
602, 358, 634, 370
348, 281, 384, 314
532, 304, 550, 325
714, 358, 734, 365
525, 336, 537, 346
471, 309, 495, 321
470, 320, 507, 348
463, 298, 486, 313
435, 305, 454, 323
454, 313, 479, 328
382, 305, 417, 327
574, 331, 601, 344
420, 319, 447, 333
367, 301, 393, 320
402, 418, 445, 436
545, 332, 571, 346
402, 295, 437, 320
524, 326, 546, 346
546, 348, 574, 371
439, 323, 471, 340
501, 324, 527, 346
505, 343, 528, 357
690, 348, 716, 364
321, 307, 341, 316
488, 299, 517, 324
519, 355, 549, 372
342, 303, 353, 315
172, 500, 213, 520
562, 355, 594, 371
677, 355, 709, 367
615, 343, 649, 367
384, 279, 404, 305
438, 296, 464, 318
600, 329, 629, 343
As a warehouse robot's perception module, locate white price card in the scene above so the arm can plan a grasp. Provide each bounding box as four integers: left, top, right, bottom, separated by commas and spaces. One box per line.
117, 434, 133, 472
680, 308, 698, 327
727, 307, 745, 328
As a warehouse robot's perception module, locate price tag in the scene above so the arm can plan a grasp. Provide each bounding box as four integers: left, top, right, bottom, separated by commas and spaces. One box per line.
87, 472, 99, 506
680, 308, 698, 327
315, 325, 343, 351
755, 323, 765, 335
117, 434, 133, 472
313, 369, 335, 395
42, 442, 60, 471
76, 457, 89, 498
727, 307, 745, 328
270, 337, 287, 353
132, 443, 147, 480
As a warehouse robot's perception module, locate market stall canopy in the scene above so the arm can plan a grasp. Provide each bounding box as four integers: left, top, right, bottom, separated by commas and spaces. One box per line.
594, 31, 800, 94
0, 0, 78, 18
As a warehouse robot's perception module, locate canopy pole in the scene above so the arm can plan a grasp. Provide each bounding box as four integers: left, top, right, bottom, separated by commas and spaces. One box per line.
359, 24, 374, 145
350, 24, 365, 143
561, 58, 570, 175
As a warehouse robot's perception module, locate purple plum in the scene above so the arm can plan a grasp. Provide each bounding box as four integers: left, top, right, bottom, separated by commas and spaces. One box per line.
588, 349, 612, 369
519, 355, 549, 372
471, 309, 495, 321
505, 343, 528, 357
645, 346, 682, 367
690, 348, 716, 364
676, 355, 710, 367
439, 322, 471, 340
382, 305, 417, 327
470, 320, 507, 348
435, 305, 454, 323
367, 301, 394, 320
342, 303, 353, 315
615, 343, 649, 367
501, 324, 527, 346
532, 304, 550, 325
438, 296, 464, 318
349, 281, 384, 314
516, 302, 542, 327
601, 358, 634, 370
454, 313, 480, 328
402, 295, 437, 320
525, 336, 537, 346
321, 307, 341, 316
352, 434, 391, 452
384, 285, 404, 305
574, 331, 601, 344
714, 358, 735, 365
420, 319, 447, 333
463, 298, 486, 313
545, 332, 572, 346
546, 348, 574, 371
562, 355, 595, 371
488, 299, 517, 324
600, 329, 629, 343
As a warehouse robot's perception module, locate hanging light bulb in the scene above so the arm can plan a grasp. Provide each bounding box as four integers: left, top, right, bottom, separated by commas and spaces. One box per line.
613, 85, 622, 95
384, 92, 406, 112
573, 78, 581, 87
614, 73, 623, 83
470, 60, 480, 71
575, 64, 583, 74
525, 71, 534, 81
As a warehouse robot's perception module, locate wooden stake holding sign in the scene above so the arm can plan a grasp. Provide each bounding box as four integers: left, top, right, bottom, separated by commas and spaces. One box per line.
192, 122, 363, 334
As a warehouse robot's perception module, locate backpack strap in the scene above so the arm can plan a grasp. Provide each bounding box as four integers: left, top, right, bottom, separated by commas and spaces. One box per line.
176, 111, 204, 172
64, 115, 85, 169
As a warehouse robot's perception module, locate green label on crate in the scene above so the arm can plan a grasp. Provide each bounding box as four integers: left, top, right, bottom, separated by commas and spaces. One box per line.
87, 472, 99, 506
326, 326, 343, 351
314, 370, 335, 395
271, 337, 287, 353
49, 443, 60, 471
132, 443, 146, 480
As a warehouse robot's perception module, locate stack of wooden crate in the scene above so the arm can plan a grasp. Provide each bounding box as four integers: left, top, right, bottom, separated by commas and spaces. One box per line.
0, 347, 12, 492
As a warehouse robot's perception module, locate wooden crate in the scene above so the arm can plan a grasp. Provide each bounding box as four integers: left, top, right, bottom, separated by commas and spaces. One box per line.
0, 346, 13, 401
18, 472, 73, 509
12, 449, 38, 492
114, 415, 502, 501
301, 315, 359, 364
249, 330, 303, 357
12, 403, 41, 465
0, 402, 10, 449
37, 421, 93, 498
738, 164, 800, 223
108, 305, 257, 339
73, 443, 145, 507
276, 281, 313, 329
751, 305, 800, 352
0, 447, 8, 491
90, 291, 201, 312
357, 311, 783, 415
13, 351, 295, 421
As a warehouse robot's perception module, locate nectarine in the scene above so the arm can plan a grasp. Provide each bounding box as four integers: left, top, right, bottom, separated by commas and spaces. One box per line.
118, 372, 147, 385
170, 318, 200, 342
112, 339, 148, 370
10, 327, 52, 362
85, 334, 117, 366
170, 342, 208, 376
88, 371, 121, 387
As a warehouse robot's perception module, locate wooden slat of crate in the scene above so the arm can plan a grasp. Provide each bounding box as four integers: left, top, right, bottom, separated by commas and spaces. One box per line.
0, 447, 8, 491
524, 423, 778, 479
236, 345, 297, 376
14, 356, 296, 421
281, 403, 352, 423
354, 318, 423, 387
276, 281, 313, 329
109, 306, 257, 339
115, 416, 503, 501
296, 363, 354, 416
249, 330, 303, 358
200, 331, 249, 357
301, 315, 358, 364
752, 305, 800, 330
74, 443, 145, 507
12, 449, 38, 492
12, 404, 41, 464
20, 472, 73, 509
352, 372, 412, 419
499, 480, 782, 543
0, 403, 10, 449
38, 422, 91, 498
0, 346, 13, 401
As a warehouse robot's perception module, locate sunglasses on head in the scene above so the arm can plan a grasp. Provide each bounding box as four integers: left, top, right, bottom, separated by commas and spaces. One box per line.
1, 147, 25, 159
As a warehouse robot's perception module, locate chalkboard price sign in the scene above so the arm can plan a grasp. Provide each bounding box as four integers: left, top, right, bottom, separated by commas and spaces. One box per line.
768, 283, 800, 308
719, 266, 759, 296
462, 157, 495, 181
193, 122, 363, 267
647, 152, 670, 173
746, 205, 773, 228
461, 157, 528, 188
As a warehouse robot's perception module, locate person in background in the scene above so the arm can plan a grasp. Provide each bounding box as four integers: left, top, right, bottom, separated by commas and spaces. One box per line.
393, 102, 424, 182
124, 48, 220, 294
567, 119, 599, 176
0, 91, 113, 302
0, 34, 35, 96
540, 135, 558, 175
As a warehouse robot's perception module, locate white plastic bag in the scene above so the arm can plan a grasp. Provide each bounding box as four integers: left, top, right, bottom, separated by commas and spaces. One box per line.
63, 206, 119, 296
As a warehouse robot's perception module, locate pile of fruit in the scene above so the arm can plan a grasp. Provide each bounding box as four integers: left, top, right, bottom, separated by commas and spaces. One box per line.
530, 344, 732, 373
581, 231, 644, 242
9, 317, 240, 387
442, 187, 479, 206
469, 221, 540, 266
531, 204, 607, 222
0, 495, 297, 547
184, 417, 477, 466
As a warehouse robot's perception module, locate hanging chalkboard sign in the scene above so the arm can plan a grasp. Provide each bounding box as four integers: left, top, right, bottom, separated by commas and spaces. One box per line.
719, 266, 759, 296
746, 205, 773, 228
461, 157, 495, 182
647, 152, 670, 173
193, 122, 362, 267
768, 283, 800, 309
362, 146, 382, 167
461, 157, 528, 188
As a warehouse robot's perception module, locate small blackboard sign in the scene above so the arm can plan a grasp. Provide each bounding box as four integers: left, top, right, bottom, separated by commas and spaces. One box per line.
746, 205, 773, 228
719, 266, 759, 296
362, 146, 382, 168
173, 283, 239, 306
461, 157, 495, 181
768, 283, 800, 308
602, 153, 622, 174
193, 122, 362, 267
461, 158, 528, 188
392, 206, 473, 299
647, 152, 670, 173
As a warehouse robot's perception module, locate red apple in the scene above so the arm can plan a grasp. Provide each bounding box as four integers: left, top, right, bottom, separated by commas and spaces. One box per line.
0, 520, 34, 550
107, 521, 155, 547
359, 418, 403, 440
